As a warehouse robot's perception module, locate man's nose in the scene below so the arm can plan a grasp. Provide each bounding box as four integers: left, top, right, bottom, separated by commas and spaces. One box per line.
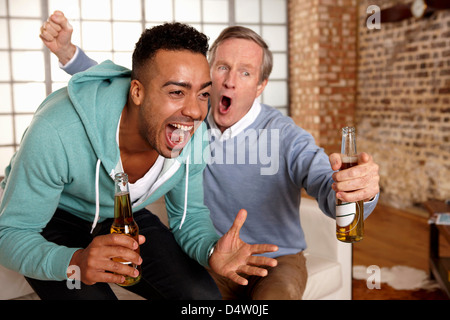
223, 71, 236, 89
182, 96, 204, 121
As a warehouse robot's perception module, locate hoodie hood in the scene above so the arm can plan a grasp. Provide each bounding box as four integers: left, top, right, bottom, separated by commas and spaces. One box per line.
68, 60, 131, 174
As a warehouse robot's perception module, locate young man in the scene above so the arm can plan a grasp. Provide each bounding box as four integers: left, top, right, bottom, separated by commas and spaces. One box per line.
39, 12, 380, 299
0, 22, 278, 300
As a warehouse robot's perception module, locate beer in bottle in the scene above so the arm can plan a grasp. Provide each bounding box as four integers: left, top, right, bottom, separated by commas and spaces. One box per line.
110, 172, 141, 286
335, 127, 364, 243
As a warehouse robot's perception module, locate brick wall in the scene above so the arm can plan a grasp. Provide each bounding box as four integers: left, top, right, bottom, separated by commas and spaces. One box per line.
289, 0, 450, 208
356, 1, 450, 207
288, 0, 357, 155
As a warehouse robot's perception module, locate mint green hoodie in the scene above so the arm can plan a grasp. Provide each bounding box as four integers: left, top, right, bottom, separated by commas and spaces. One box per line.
0, 61, 220, 281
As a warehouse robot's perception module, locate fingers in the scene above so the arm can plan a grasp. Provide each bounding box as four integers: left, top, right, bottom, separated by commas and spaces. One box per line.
40, 20, 60, 42
332, 152, 380, 202
229, 209, 247, 237
329, 153, 342, 171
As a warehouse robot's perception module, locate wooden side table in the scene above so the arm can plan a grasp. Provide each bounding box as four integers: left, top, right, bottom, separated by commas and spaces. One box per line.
424, 200, 450, 298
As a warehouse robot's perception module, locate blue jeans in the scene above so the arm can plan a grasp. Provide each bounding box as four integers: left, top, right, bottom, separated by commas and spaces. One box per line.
25, 208, 221, 300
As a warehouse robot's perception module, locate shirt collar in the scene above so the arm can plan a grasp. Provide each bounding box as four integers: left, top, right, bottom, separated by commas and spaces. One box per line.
207, 99, 261, 141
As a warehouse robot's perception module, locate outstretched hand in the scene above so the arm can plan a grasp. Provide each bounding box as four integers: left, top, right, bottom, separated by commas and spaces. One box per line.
208, 209, 278, 285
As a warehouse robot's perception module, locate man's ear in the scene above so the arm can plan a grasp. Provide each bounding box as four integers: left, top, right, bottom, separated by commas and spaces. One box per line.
256, 78, 268, 98
130, 79, 144, 106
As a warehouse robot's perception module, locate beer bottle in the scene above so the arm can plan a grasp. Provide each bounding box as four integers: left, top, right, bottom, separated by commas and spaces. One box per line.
335, 127, 364, 243
110, 172, 141, 286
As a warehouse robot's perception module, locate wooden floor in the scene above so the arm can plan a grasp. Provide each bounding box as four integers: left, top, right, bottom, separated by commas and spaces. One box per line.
352, 202, 450, 299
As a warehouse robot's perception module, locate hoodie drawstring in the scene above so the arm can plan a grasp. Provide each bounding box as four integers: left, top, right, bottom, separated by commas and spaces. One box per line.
91, 159, 101, 234
179, 155, 189, 229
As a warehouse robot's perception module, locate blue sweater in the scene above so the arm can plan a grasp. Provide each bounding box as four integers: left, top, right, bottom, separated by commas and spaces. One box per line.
204, 104, 377, 258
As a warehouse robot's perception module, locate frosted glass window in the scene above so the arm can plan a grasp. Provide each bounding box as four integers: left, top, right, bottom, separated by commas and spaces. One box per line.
81, 0, 111, 20
235, 0, 259, 23
203, 0, 228, 23
113, 22, 142, 51
15, 114, 33, 144
263, 81, 287, 107
0, 19, 8, 49
175, 0, 201, 22
0, 115, 13, 144
145, 0, 173, 22
13, 83, 46, 113
271, 53, 287, 79
203, 24, 229, 45
0, 84, 12, 113
48, 0, 81, 19
0, 147, 14, 175
262, 0, 286, 23
262, 26, 287, 51
82, 22, 112, 51
9, 20, 43, 49
9, 0, 41, 17
0, 52, 10, 81
113, 0, 142, 21
11, 51, 45, 81
113, 52, 133, 70
0, 0, 6, 16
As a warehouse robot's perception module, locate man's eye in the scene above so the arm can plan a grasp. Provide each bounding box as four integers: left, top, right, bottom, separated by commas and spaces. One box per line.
170, 91, 183, 96
200, 92, 210, 100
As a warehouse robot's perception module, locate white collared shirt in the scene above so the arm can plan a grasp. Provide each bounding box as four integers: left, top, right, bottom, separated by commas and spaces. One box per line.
207, 99, 261, 141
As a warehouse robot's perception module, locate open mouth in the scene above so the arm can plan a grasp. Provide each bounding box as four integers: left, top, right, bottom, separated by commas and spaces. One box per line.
219, 95, 232, 114
166, 123, 194, 150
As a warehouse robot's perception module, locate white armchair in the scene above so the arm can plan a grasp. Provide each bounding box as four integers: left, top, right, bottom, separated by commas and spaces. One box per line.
1, 196, 351, 300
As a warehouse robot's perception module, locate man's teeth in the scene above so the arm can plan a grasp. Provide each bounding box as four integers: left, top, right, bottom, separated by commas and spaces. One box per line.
170, 123, 193, 131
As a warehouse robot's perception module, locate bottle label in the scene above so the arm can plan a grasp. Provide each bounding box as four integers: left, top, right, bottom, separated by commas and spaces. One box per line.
336, 202, 356, 227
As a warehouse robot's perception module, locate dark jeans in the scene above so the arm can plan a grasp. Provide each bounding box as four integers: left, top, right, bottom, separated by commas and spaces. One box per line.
25, 208, 221, 300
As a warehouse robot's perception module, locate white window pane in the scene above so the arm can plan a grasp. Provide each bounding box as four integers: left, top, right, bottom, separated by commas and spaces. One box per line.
48, 0, 81, 19
0, 19, 8, 49
50, 54, 71, 82
271, 53, 287, 79
262, 26, 286, 51
203, 0, 228, 23
263, 81, 287, 107
15, 114, 33, 144
113, 52, 132, 70
13, 83, 46, 113
0, 52, 10, 81
81, 0, 111, 20
235, 0, 259, 23
0, 147, 15, 175
113, 0, 141, 20
113, 22, 142, 51
9, 0, 41, 17
146, 0, 173, 22
82, 22, 112, 51
0, 84, 12, 113
52, 82, 67, 92
10, 19, 43, 49
175, 0, 201, 22
262, 0, 286, 23
12, 51, 45, 81
85, 51, 113, 64
203, 24, 228, 46
0, 0, 6, 16
0, 115, 13, 144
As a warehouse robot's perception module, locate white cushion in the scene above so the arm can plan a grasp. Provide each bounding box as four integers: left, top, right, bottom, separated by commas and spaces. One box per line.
0, 264, 34, 300
302, 253, 342, 300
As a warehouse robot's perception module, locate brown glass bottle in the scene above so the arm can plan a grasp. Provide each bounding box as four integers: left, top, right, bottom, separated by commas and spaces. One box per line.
110, 172, 141, 286
336, 127, 364, 243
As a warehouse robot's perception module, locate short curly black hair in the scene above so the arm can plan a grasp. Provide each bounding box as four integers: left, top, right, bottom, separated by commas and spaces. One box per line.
131, 22, 209, 80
